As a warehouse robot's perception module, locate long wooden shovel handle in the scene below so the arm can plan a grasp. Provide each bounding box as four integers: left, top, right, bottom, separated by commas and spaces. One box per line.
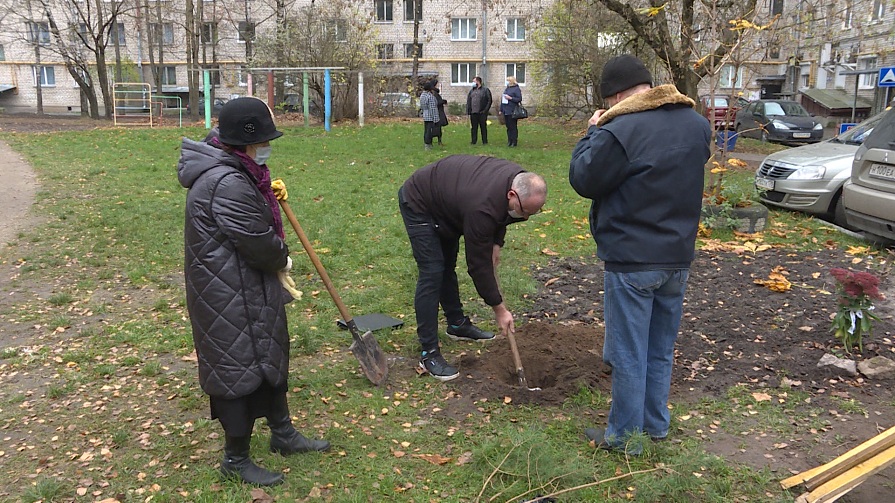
505, 328, 527, 384
278, 199, 354, 328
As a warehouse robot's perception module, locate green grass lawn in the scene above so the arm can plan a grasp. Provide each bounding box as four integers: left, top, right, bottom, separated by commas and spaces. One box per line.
0, 119, 871, 502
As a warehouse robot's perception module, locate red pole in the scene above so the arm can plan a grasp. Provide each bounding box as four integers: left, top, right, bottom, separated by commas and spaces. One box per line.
267, 70, 275, 110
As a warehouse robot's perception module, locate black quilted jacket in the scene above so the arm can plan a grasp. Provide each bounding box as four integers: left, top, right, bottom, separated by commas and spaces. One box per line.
178, 138, 290, 399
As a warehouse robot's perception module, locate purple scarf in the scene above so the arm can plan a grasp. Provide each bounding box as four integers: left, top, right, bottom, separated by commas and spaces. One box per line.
212, 137, 284, 239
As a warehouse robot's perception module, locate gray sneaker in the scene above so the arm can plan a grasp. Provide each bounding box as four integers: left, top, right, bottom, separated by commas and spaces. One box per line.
446, 318, 495, 341
419, 349, 459, 381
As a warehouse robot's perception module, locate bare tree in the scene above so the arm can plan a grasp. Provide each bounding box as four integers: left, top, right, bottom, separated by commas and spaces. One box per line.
592, 0, 760, 99
531, 0, 634, 118
251, 0, 377, 119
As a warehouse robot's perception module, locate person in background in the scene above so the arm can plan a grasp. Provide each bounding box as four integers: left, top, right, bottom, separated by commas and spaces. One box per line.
178, 97, 330, 487
432, 82, 449, 146
420, 80, 439, 151
398, 155, 547, 381
467, 76, 493, 145
500, 76, 523, 147
569, 55, 711, 455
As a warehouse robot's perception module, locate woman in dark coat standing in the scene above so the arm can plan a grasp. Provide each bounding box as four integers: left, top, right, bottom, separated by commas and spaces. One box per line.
432, 82, 449, 146
500, 76, 523, 147
178, 97, 329, 487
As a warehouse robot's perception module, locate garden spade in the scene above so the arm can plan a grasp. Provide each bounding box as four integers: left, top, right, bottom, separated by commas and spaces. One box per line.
506, 328, 541, 391
279, 200, 389, 386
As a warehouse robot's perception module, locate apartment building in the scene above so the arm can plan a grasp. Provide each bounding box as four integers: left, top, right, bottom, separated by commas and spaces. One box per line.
0, 0, 890, 119
0, 0, 549, 116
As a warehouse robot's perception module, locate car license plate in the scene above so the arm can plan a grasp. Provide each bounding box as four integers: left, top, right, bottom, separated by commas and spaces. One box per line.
755, 177, 774, 191
869, 163, 895, 180
792, 132, 811, 139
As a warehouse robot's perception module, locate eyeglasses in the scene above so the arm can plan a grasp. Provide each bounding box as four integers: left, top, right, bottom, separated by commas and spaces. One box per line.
513, 192, 542, 218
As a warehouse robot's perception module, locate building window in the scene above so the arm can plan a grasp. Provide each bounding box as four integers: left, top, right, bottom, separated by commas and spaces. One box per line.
404, 0, 421, 22
0, 44, 5, 61
375, 0, 393, 22
110, 22, 126, 45
202, 66, 221, 86
871, 0, 885, 20
404, 43, 422, 58
859, 56, 877, 88
799, 63, 810, 89
237, 66, 248, 87
376, 43, 394, 59
506, 63, 526, 84
28, 21, 51, 45
451, 63, 475, 85
325, 19, 347, 42
237, 21, 255, 43
506, 18, 525, 41
202, 22, 217, 44
150, 22, 174, 45
451, 18, 476, 41
843, 1, 853, 28
770, 0, 784, 16
161, 66, 176, 86
34, 66, 55, 86
719, 64, 743, 88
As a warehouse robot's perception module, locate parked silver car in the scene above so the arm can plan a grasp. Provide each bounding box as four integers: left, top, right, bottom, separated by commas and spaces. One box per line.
754, 110, 886, 227
842, 105, 895, 241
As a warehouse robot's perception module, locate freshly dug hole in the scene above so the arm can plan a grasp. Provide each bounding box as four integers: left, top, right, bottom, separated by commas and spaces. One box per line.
455, 321, 610, 405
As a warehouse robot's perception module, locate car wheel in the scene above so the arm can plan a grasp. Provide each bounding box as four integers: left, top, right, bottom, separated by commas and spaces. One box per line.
831, 194, 857, 230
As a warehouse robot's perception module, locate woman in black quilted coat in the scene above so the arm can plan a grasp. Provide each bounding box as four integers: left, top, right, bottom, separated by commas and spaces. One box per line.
177, 97, 329, 487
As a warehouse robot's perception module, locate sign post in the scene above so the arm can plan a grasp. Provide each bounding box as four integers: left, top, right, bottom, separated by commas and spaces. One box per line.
880, 67, 895, 107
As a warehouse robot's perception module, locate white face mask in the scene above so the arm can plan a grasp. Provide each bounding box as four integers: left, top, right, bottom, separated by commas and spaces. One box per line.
508, 209, 525, 219
253, 145, 272, 165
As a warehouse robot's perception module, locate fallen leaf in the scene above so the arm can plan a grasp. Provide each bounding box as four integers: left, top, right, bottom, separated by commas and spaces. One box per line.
541, 248, 559, 256
752, 392, 772, 402
456, 451, 473, 465
413, 453, 452, 465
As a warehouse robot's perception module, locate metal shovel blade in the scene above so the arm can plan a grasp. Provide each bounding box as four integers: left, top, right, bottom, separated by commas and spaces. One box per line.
348, 327, 389, 386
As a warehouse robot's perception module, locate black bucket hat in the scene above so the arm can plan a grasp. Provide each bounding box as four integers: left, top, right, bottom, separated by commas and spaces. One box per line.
218, 97, 283, 146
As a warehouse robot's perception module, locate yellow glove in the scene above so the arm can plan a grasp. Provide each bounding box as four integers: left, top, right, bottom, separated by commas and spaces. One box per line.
271, 178, 288, 201
278, 270, 302, 299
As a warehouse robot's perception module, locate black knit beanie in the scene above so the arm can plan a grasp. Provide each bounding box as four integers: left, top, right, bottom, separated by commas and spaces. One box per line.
599, 54, 653, 99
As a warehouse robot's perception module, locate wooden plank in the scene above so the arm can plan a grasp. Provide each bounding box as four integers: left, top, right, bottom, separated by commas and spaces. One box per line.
801, 443, 895, 503
780, 425, 895, 490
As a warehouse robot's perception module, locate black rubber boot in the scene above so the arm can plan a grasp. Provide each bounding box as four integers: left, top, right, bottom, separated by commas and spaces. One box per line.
268, 396, 331, 455
220, 435, 284, 486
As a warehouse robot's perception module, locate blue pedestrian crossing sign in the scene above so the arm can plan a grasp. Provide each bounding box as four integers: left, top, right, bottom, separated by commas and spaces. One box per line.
880, 67, 895, 87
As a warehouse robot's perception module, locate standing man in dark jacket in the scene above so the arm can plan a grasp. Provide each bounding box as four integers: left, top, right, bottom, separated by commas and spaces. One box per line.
467, 76, 493, 145
399, 155, 547, 381
178, 97, 330, 487
569, 55, 711, 455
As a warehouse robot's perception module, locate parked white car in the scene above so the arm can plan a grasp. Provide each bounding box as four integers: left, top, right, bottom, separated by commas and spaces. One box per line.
754, 110, 886, 227
843, 105, 895, 241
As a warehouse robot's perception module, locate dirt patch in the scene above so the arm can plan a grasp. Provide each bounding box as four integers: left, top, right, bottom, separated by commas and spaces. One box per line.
437, 247, 895, 501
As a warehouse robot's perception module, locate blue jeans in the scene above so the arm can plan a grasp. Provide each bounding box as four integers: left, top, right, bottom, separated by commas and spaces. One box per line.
398, 187, 465, 352
602, 269, 689, 454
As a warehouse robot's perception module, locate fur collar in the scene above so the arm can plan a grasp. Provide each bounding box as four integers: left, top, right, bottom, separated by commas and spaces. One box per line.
597, 84, 696, 127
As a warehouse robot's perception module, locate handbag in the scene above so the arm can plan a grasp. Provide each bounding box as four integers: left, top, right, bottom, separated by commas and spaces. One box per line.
510, 104, 529, 120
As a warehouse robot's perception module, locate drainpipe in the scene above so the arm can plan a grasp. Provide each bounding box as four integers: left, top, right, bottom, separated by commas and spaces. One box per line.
480, 0, 487, 86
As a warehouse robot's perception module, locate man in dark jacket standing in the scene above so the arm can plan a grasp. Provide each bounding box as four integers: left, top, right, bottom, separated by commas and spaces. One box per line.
466, 76, 493, 145
569, 55, 711, 454
178, 97, 329, 487
399, 155, 547, 380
